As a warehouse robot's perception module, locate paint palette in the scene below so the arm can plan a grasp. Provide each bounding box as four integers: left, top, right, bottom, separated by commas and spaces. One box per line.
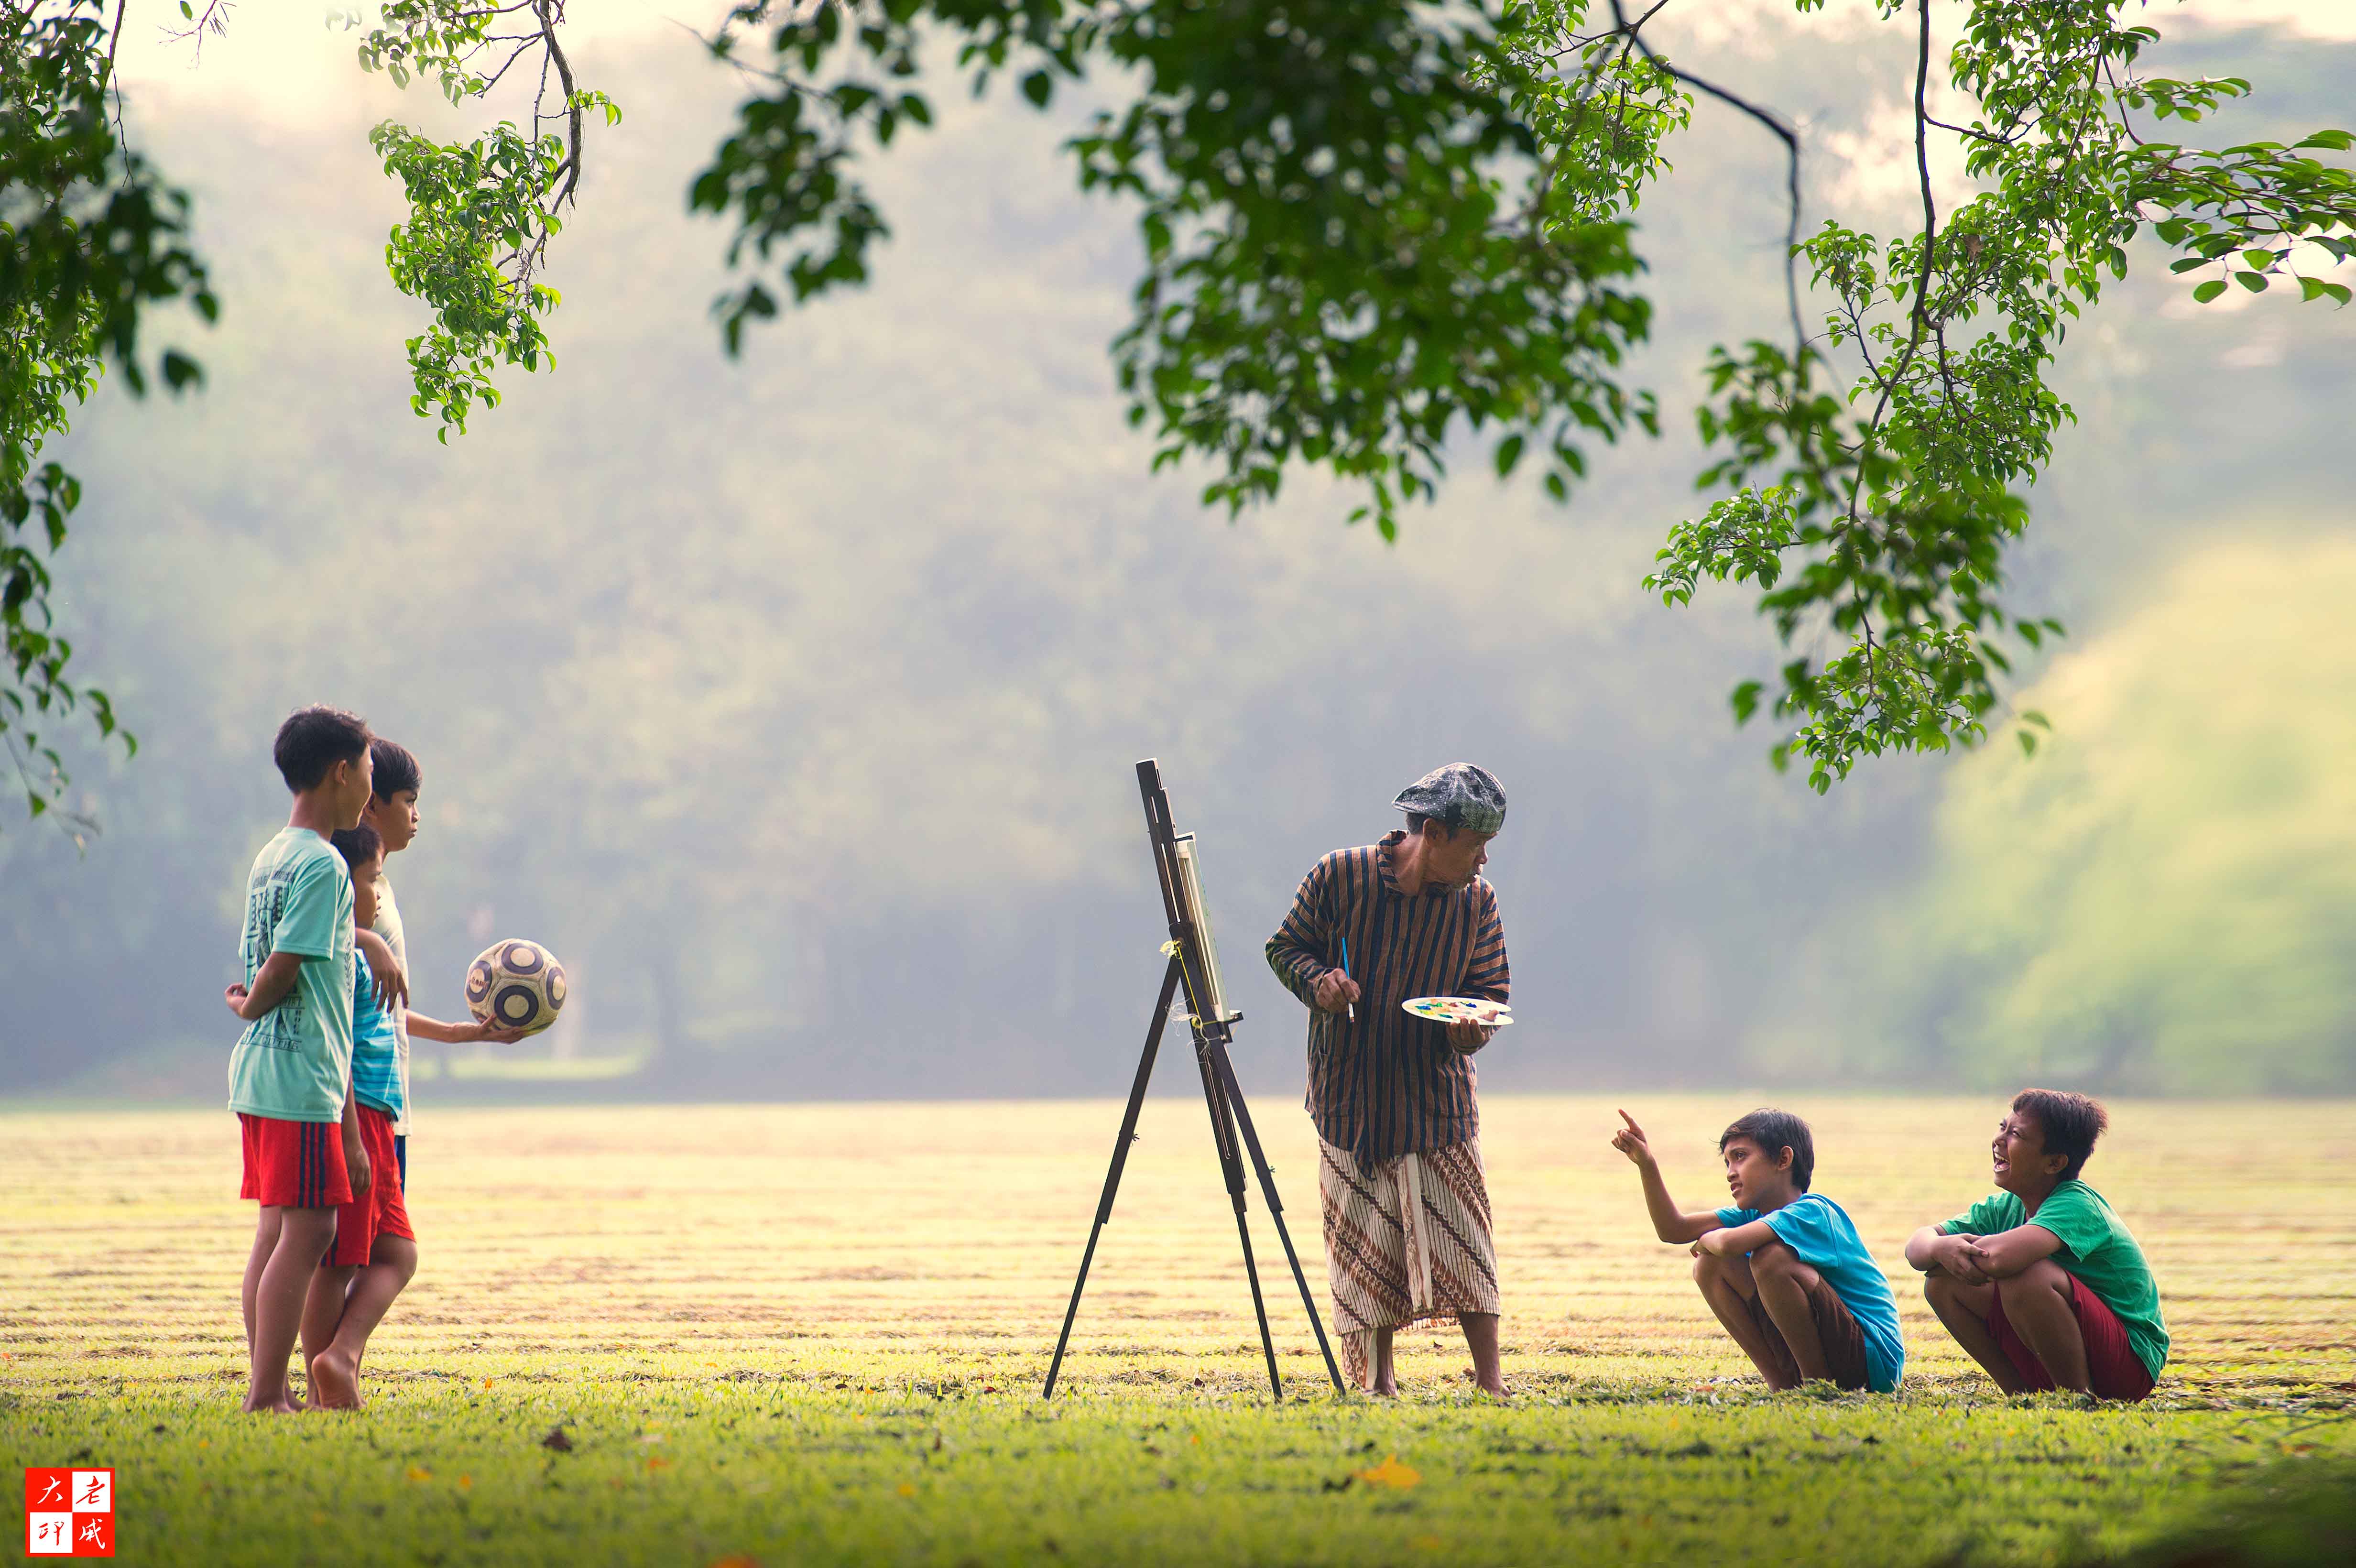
1402, 996, 1514, 1028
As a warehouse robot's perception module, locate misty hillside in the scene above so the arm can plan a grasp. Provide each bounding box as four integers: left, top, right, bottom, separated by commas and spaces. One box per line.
3, 3, 2350, 1103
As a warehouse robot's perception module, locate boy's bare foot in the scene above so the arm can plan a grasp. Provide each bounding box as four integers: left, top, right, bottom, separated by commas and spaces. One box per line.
307, 1348, 362, 1410
242, 1393, 303, 1415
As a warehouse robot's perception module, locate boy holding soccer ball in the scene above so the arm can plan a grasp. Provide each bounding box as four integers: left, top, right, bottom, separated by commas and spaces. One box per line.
357, 737, 523, 1189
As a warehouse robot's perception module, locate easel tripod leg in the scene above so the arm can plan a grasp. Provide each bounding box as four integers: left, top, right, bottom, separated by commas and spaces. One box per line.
1209, 1042, 1349, 1395
1228, 1190, 1285, 1399
1197, 1036, 1285, 1399
1042, 957, 1183, 1399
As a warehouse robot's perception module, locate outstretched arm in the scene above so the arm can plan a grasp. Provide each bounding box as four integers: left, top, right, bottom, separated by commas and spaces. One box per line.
406, 1012, 527, 1045
1610, 1111, 1724, 1244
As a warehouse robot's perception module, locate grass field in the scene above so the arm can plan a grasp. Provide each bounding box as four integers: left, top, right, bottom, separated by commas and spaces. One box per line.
3, 1095, 2352, 1566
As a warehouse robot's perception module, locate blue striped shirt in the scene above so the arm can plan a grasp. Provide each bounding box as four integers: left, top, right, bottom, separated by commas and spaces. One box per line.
1266, 832, 1510, 1166
349, 953, 404, 1121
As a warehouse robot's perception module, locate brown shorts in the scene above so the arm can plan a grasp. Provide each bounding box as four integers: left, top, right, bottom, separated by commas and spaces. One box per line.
1745, 1267, 1871, 1390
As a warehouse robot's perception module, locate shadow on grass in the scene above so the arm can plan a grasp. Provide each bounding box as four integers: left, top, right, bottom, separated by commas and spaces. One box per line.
2072, 1461, 2356, 1568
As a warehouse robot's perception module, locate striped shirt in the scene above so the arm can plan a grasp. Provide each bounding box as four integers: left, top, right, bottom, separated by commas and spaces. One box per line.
1265, 832, 1510, 1167
349, 946, 404, 1122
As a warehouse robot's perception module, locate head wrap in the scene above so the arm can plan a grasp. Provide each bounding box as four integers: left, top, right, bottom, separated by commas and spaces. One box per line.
1392, 763, 1506, 835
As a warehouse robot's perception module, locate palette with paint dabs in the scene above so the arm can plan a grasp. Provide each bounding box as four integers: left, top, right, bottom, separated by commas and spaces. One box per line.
1401, 996, 1514, 1028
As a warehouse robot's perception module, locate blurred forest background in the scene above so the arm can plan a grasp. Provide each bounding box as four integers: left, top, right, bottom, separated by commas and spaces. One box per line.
2, 0, 2350, 1104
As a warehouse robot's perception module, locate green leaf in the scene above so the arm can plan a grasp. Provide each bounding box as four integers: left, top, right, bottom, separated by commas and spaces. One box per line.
1493, 434, 1525, 478
2235, 271, 2268, 293
1020, 70, 1052, 108
2192, 279, 2228, 303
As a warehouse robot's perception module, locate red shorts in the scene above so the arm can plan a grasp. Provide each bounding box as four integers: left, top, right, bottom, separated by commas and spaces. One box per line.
238, 1114, 354, 1209
1988, 1270, 2156, 1402
326, 1104, 414, 1268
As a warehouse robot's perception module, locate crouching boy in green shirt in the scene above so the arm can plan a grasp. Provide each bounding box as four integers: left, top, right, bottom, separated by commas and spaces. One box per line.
1613, 1108, 1905, 1392
1906, 1088, 2168, 1402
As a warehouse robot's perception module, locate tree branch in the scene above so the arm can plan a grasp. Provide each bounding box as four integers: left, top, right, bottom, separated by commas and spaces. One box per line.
1610, 0, 1806, 367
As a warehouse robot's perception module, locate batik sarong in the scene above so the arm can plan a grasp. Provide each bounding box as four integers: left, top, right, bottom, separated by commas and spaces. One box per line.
1317, 1135, 1499, 1388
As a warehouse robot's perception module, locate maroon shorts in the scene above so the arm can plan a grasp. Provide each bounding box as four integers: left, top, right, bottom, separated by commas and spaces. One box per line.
1988, 1270, 2156, 1402
238, 1114, 353, 1209
325, 1104, 414, 1268
1744, 1270, 1873, 1391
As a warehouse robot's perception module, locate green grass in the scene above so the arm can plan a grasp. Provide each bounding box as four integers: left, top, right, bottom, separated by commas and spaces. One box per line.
3, 1096, 2352, 1566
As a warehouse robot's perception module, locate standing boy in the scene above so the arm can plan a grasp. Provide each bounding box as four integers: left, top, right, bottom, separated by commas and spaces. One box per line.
1906, 1089, 2168, 1401
222, 706, 374, 1414
358, 737, 520, 1192
1612, 1108, 1905, 1393
301, 825, 415, 1410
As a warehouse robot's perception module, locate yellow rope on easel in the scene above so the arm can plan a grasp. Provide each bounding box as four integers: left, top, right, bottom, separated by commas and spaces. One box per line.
1158, 939, 1207, 1028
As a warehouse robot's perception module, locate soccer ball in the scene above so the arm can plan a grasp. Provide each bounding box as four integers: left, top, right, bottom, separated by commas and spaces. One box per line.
466, 939, 567, 1036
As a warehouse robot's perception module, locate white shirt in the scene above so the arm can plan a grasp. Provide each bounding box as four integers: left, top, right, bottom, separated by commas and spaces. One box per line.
371, 870, 414, 1136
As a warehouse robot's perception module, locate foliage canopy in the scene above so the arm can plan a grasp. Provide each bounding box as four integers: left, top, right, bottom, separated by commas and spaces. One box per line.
1, 0, 2351, 825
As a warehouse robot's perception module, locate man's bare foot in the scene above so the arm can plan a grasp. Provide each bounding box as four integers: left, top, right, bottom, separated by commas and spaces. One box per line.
307, 1347, 362, 1410
242, 1392, 303, 1415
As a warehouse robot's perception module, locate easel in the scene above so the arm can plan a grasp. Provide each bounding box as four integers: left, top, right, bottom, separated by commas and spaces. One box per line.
1041, 760, 1346, 1399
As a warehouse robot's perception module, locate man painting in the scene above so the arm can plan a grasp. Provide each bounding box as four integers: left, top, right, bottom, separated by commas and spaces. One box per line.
1265, 763, 1511, 1396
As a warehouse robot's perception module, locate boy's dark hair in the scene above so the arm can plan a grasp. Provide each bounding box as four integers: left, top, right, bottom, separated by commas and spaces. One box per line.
1720, 1108, 1815, 1193
274, 706, 371, 792
329, 823, 382, 874
2013, 1088, 2109, 1181
369, 737, 422, 802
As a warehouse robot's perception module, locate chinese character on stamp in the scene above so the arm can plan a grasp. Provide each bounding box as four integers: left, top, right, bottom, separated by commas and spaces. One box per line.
23, 1468, 113, 1557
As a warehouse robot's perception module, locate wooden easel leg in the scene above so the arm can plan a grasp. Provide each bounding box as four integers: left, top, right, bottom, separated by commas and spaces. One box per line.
1209, 1041, 1348, 1396
1042, 956, 1182, 1399
1200, 1041, 1283, 1399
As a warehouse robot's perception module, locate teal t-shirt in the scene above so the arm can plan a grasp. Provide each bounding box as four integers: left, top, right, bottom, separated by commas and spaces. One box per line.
349, 950, 403, 1122
226, 828, 355, 1123
1944, 1181, 2169, 1379
1718, 1192, 1907, 1392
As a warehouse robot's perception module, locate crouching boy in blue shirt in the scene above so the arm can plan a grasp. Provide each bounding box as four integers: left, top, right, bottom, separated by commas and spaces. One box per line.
1612, 1107, 1904, 1392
